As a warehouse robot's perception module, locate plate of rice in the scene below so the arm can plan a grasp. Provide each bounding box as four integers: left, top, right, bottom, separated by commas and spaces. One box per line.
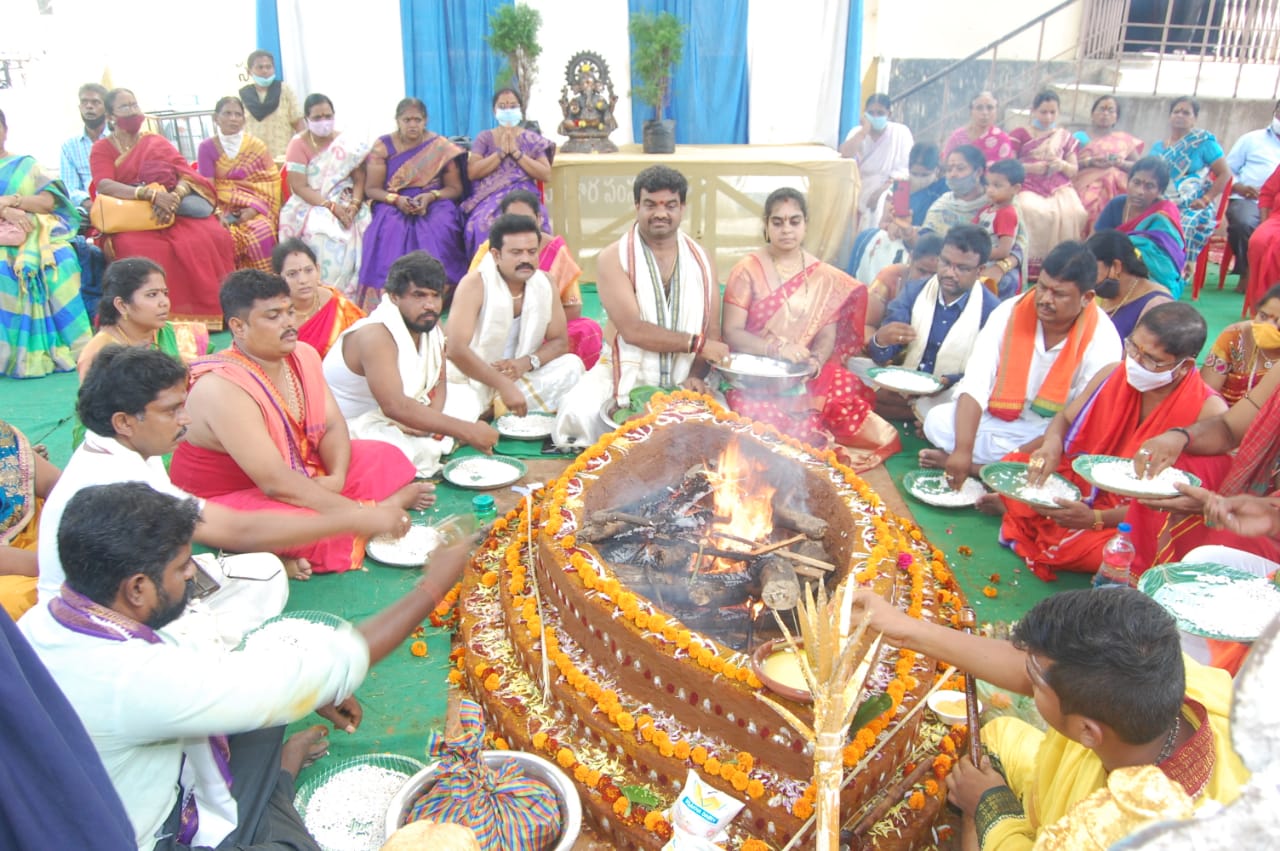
494, 412, 556, 440
716, 354, 810, 392
1138, 562, 1280, 641
980, 461, 1081, 508
903, 469, 986, 508
367, 524, 444, 567
295, 753, 429, 851
1072, 454, 1201, 499
442, 456, 526, 490
867, 366, 944, 396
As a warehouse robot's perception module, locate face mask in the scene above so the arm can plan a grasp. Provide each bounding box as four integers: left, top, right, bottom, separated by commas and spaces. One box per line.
1095, 277, 1121, 299
115, 113, 145, 135
495, 107, 522, 128
1252, 321, 1280, 349
307, 118, 335, 137
1032, 117, 1055, 130
1125, 356, 1179, 392
1271, 117, 1280, 136
84, 114, 106, 130
252, 74, 276, 87
866, 113, 889, 132
946, 173, 980, 195
909, 174, 934, 193
218, 130, 244, 156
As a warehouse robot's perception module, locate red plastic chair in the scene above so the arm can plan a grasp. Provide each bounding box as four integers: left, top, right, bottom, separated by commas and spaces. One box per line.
1191, 177, 1234, 300
280, 164, 292, 205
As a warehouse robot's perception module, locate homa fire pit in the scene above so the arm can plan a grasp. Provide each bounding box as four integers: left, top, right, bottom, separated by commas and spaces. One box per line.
456, 393, 968, 850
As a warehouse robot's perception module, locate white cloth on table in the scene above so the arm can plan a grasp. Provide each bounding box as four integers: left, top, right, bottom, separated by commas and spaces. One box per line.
922, 299, 1121, 464
20, 603, 368, 851
446, 253, 584, 417
323, 294, 461, 476
31, 430, 288, 648
553, 225, 714, 448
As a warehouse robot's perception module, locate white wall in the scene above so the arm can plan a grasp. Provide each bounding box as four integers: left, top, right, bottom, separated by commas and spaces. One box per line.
863, 0, 1085, 65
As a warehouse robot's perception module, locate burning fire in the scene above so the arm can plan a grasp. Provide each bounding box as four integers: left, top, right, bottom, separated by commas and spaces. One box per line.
710, 437, 775, 550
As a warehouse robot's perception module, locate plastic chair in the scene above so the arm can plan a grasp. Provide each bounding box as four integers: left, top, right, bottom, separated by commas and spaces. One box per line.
1191, 176, 1234, 300
280, 164, 291, 206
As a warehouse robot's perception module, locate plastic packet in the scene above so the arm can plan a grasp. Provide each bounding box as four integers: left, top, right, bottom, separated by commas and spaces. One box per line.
661, 770, 745, 850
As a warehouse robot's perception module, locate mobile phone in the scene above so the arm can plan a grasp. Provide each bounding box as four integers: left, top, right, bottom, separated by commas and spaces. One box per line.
892, 180, 911, 219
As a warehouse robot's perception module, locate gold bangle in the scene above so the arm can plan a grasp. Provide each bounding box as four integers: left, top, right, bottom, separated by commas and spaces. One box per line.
1092, 509, 1105, 531
386, 192, 400, 204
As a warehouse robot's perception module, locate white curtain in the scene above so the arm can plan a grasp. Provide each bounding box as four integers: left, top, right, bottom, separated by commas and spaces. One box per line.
747, 0, 850, 147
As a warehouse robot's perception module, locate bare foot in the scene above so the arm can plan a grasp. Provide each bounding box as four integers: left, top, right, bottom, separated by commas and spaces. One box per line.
918, 448, 948, 469
975, 492, 1006, 516
387, 481, 435, 512
283, 558, 313, 581
281, 725, 329, 777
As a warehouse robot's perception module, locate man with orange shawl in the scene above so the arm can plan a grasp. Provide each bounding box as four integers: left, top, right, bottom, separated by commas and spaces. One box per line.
994, 304, 1226, 580
922, 241, 1122, 489
722, 187, 899, 469
169, 271, 433, 576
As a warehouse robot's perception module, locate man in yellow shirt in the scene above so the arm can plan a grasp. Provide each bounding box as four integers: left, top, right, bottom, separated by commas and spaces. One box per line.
853, 588, 1249, 850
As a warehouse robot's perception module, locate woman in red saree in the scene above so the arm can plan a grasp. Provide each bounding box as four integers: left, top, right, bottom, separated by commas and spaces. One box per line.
89, 88, 234, 327
196, 96, 280, 272
273, 237, 363, 357
722, 188, 900, 471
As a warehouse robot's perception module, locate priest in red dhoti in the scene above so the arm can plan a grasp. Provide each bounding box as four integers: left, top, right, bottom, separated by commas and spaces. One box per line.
996, 303, 1227, 580
170, 270, 432, 577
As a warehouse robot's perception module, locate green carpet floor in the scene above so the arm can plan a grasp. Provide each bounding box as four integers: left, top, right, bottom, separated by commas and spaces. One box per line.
0, 275, 1251, 778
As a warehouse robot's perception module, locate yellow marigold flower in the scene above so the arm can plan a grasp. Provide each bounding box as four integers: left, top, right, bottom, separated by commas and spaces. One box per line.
446, 670, 463, 685
704, 757, 721, 776
612, 796, 630, 817
556, 747, 575, 769
731, 771, 749, 792
691, 745, 708, 766
636, 714, 654, 730
586, 769, 602, 788
410, 640, 428, 657
792, 798, 813, 819
746, 673, 763, 689
747, 779, 765, 799
532, 731, 549, 750
856, 728, 876, 748
493, 736, 509, 750
616, 712, 636, 732
707, 656, 725, 673
484, 673, 500, 691
718, 760, 736, 780
640, 726, 654, 743
736, 752, 754, 772
643, 811, 662, 831
673, 740, 691, 760
652, 730, 670, 749
574, 763, 590, 783
633, 612, 650, 631
658, 741, 674, 758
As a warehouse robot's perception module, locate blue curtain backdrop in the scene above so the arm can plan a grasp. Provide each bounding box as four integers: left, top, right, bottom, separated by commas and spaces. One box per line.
628, 0, 749, 144
400, 0, 511, 139
838, 0, 864, 142
254, 0, 282, 67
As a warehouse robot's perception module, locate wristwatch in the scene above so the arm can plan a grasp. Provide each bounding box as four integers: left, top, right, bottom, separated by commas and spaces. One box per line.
528, 353, 542, 371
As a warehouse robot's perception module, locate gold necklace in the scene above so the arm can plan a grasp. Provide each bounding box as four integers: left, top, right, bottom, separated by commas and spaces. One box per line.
109, 322, 156, 347
1105, 277, 1142, 316
771, 252, 809, 321
295, 291, 322, 324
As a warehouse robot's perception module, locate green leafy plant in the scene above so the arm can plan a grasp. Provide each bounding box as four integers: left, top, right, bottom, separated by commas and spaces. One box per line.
629, 11, 685, 121
486, 4, 543, 113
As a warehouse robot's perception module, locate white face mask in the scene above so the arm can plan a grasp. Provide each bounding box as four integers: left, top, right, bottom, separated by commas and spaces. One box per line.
1271, 117, 1280, 135
1124, 356, 1179, 392
218, 130, 244, 157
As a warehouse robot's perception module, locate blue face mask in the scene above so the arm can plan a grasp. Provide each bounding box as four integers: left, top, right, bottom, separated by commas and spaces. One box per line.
866, 113, 889, 132
1032, 117, 1055, 130
495, 107, 522, 128
251, 74, 276, 87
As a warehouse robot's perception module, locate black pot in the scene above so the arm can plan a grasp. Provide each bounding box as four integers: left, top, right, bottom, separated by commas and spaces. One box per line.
642, 119, 676, 154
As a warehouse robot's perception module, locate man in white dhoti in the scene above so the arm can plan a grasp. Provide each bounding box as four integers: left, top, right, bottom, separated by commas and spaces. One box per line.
33, 345, 410, 647
553, 165, 730, 448
445, 214, 584, 419
323, 251, 499, 476
920, 240, 1122, 488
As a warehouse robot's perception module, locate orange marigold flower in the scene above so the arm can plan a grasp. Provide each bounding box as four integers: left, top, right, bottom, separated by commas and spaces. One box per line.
613, 796, 630, 817
718, 760, 737, 781
493, 737, 509, 750
446, 670, 462, 685
741, 839, 768, 851
633, 612, 650, 631
731, 771, 749, 792
855, 728, 876, 748
616, 712, 636, 733
736, 752, 754, 772
480, 571, 498, 587
637, 714, 654, 730
600, 783, 622, 804
707, 656, 725, 673
982, 585, 999, 598
586, 769, 602, 788
746, 672, 763, 689
958, 545, 973, 556
410, 640, 428, 657
640, 726, 654, 743
484, 673, 500, 691
532, 731, 549, 750
747, 779, 765, 799
792, 798, 813, 819
908, 790, 926, 810
704, 757, 721, 776
658, 741, 675, 758
673, 740, 691, 760
691, 745, 708, 766
932, 753, 954, 779
643, 811, 663, 832
561, 534, 576, 550
652, 730, 670, 749
556, 747, 575, 769
940, 735, 956, 754
924, 779, 939, 796
574, 763, 591, 783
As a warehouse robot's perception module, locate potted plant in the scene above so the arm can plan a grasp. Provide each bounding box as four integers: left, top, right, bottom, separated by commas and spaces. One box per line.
629, 11, 685, 154
486, 4, 542, 129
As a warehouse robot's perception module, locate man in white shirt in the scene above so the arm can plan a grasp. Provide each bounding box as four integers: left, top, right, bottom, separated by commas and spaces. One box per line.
921, 240, 1123, 489
1225, 101, 1280, 293
322, 250, 499, 477
445, 214, 585, 420
35, 345, 409, 645
22, 481, 468, 851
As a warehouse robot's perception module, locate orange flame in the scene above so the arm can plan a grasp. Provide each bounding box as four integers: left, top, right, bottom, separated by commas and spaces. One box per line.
710, 437, 775, 550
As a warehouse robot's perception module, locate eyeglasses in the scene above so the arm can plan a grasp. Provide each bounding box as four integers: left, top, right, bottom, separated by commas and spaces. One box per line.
937, 258, 979, 274
1124, 337, 1177, 371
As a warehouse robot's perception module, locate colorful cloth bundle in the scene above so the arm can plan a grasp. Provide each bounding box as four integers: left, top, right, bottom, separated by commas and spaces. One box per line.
407, 700, 562, 850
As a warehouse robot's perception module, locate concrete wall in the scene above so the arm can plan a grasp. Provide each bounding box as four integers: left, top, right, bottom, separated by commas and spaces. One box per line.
862, 0, 1084, 65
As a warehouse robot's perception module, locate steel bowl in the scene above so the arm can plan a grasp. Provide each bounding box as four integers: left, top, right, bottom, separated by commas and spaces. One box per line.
598, 398, 645, 434
715, 353, 810, 393
384, 750, 582, 849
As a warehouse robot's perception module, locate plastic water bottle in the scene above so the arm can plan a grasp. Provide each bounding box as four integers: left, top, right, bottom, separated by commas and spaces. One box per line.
1093, 522, 1136, 589
471, 494, 497, 525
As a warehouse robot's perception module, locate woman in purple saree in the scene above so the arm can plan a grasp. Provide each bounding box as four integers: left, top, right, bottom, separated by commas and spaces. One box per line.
358, 98, 466, 309
462, 88, 554, 255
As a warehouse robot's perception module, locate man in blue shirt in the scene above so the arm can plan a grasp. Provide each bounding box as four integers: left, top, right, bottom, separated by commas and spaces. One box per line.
59, 83, 109, 213
864, 224, 1000, 421
1225, 100, 1280, 293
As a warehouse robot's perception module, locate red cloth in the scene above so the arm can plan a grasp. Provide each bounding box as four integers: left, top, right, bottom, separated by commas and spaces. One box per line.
169, 344, 415, 573
297, 286, 365, 358
89, 134, 235, 326
1245, 164, 1280, 316
1000, 365, 1216, 580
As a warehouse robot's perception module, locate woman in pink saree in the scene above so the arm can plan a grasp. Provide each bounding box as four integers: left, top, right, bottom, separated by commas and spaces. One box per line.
941, 91, 1016, 165
721, 188, 900, 471
1009, 91, 1088, 280
1071, 95, 1145, 235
